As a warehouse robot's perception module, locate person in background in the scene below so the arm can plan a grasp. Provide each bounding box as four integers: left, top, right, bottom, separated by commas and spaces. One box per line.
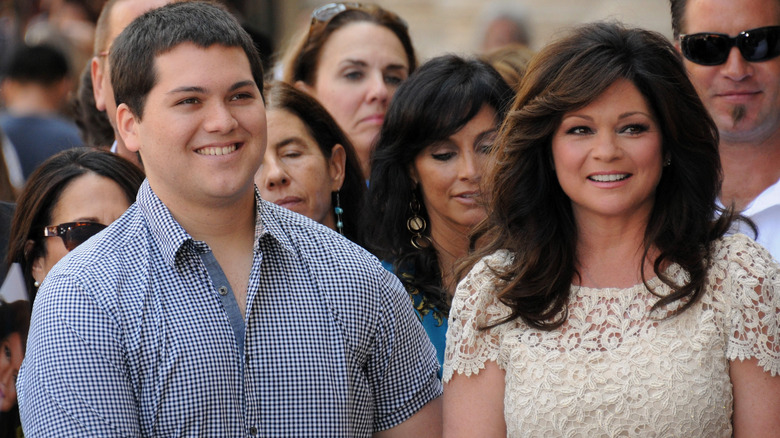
90, 0, 174, 168
255, 81, 366, 247
281, 2, 416, 178
17, 3, 441, 435
73, 64, 114, 149
6, 147, 144, 304
0, 43, 83, 179
364, 54, 513, 376
0, 299, 31, 438
443, 22, 780, 437
480, 42, 534, 90
671, 0, 780, 258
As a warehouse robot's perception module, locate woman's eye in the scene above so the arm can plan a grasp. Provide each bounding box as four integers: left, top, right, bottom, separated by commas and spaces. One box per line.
431, 152, 455, 161
566, 126, 592, 135
478, 142, 494, 154
344, 71, 363, 81
621, 123, 650, 135
384, 75, 404, 86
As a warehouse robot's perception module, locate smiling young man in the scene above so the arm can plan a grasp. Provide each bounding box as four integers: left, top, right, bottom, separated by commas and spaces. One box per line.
16, 3, 441, 436
672, 0, 780, 257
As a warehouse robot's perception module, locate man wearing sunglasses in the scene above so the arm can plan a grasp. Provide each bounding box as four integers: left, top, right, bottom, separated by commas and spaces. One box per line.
672, 0, 780, 258
17, 2, 442, 437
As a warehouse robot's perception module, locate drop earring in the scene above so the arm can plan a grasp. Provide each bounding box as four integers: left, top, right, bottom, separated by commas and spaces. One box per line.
407, 192, 431, 249
334, 191, 344, 235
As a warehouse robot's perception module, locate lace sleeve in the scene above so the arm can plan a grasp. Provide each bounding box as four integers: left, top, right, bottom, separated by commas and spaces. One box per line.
442, 251, 513, 383
719, 234, 780, 376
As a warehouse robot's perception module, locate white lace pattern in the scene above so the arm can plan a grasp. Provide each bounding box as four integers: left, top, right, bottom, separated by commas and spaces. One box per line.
443, 234, 780, 437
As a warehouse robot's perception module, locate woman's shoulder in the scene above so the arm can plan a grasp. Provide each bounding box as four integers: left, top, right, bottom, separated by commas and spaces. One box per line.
711, 233, 777, 271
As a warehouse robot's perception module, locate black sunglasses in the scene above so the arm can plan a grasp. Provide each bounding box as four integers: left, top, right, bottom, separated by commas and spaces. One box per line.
43, 221, 107, 251
680, 25, 780, 66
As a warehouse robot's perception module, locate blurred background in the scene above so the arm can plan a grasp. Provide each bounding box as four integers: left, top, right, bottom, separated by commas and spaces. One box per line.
1, 0, 672, 77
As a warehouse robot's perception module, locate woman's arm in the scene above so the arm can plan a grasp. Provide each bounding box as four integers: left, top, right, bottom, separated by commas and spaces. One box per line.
730, 358, 780, 437
443, 360, 506, 438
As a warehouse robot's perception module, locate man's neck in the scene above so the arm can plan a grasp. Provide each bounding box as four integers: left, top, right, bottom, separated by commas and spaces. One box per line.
720, 135, 780, 211
158, 186, 257, 246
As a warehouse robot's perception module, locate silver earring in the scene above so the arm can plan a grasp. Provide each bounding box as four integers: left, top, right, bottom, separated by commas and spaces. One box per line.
664, 157, 672, 167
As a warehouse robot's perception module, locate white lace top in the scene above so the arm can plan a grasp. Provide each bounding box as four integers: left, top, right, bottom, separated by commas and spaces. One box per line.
443, 234, 780, 437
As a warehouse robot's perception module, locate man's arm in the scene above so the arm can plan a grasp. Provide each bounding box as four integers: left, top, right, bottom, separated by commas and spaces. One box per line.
18, 274, 140, 436
368, 268, 443, 435
374, 397, 441, 438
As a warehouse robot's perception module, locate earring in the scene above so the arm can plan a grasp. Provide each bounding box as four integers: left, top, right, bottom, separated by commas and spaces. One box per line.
407, 193, 431, 249
334, 191, 344, 235
34, 280, 40, 288
664, 157, 672, 167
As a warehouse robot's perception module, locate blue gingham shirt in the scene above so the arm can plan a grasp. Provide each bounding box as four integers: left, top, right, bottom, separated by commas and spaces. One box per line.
18, 180, 441, 436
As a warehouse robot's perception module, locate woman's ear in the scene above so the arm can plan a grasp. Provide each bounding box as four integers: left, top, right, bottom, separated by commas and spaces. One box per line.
26, 239, 45, 286
294, 80, 315, 96
328, 144, 347, 191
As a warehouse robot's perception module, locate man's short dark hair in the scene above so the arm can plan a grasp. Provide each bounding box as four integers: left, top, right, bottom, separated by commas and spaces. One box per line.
110, 1, 264, 119
4, 44, 70, 86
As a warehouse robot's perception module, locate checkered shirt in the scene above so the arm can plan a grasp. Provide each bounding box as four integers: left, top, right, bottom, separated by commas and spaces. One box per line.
17, 180, 441, 437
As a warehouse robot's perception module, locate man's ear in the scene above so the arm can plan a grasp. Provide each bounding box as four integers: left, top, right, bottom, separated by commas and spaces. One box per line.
116, 103, 140, 153
91, 56, 107, 111
328, 144, 347, 191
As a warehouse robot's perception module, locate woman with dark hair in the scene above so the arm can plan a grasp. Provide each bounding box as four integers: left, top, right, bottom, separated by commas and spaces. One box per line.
280, 2, 416, 177
0, 299, 31, 438
7, 147, 144, 303
443, 22, 780, 436
255, 81, 366, 247
364, 54, 513, 375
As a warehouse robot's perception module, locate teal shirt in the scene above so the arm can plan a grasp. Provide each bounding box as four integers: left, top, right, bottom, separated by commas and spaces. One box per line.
382, 261, 448, 378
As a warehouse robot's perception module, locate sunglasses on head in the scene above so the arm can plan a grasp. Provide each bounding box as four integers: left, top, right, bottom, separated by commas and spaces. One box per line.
44, 221, 107, 251
309, 2, 407, 28
679, 25, 780, 66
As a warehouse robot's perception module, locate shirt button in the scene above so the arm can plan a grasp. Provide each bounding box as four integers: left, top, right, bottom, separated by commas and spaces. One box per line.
249, 426, 258, 435
218, 286, 228, 296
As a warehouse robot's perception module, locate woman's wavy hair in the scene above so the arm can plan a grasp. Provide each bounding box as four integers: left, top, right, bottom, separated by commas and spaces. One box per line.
263, 81, 366, 246
364, 54, 514, 315
281, 3, 416, 85
7, 148, 145, 304
462, 21, 740, 330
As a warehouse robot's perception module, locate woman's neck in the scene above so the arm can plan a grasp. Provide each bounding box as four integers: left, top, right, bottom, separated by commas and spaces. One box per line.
430, 223, 470, 297
574, 212, 657, 289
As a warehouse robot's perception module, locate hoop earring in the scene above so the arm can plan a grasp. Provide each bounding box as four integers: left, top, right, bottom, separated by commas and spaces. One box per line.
334, 191, 344, 235
407, 193, 431, 249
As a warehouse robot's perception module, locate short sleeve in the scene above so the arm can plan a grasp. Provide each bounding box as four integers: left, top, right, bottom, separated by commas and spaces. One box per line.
442, 251, 513, 383
368, 267, 442, 432
720, 234, 780, 376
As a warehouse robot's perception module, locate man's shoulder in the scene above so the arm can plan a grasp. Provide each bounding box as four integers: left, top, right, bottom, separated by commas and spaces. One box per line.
260, 200, 392, 286
51, 204, 151, 285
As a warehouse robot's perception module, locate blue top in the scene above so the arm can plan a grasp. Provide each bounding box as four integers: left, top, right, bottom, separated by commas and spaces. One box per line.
0, 113, 83, 178
382, 261, 448, 379
18, 181, 441, 437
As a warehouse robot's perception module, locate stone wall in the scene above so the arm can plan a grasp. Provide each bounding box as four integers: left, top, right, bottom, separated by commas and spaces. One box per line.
275, 0, 672, 61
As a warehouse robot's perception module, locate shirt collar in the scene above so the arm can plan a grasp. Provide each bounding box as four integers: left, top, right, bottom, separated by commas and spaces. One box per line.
137, 181, 296, 267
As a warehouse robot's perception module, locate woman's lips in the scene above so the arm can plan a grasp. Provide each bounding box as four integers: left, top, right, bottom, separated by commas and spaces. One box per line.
273, 196, 302, 209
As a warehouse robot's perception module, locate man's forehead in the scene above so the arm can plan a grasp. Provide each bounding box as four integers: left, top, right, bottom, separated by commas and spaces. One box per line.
107, 0, 172, 48
682, 0, 780, 32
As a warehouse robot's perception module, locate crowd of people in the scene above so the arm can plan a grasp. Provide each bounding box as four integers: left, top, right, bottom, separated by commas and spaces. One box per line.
0, 0, 779, 436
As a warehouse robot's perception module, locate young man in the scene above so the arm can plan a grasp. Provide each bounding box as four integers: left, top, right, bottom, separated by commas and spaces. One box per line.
17, 3, 442, 436
672, 0, 780, 257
